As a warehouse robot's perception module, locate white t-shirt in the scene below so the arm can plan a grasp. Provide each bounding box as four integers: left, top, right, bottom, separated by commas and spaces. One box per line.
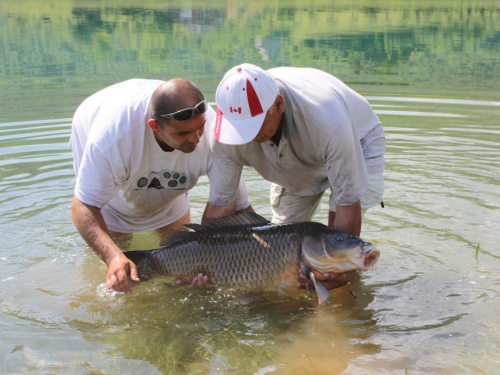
209, 67, 385, 210
70, 79, 249, 233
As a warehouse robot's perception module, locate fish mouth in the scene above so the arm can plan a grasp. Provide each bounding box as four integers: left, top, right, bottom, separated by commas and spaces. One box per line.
302, 244, 380, 273
359, 244, 380, 271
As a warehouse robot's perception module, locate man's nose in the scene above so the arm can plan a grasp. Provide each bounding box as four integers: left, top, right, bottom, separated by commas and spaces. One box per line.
189, 130, 201, 144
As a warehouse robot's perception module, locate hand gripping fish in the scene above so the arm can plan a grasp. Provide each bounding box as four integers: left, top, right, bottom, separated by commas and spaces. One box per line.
124, 211, 380, 305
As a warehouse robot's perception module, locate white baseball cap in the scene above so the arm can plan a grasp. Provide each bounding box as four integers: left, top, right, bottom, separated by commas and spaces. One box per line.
213, 63, 279, 145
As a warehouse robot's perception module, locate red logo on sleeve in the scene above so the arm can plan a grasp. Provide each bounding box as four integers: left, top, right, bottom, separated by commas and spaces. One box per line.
215, 108, 223, 141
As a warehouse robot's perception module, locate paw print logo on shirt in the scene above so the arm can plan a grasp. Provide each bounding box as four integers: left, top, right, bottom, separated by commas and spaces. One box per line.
135, 170, 188, 190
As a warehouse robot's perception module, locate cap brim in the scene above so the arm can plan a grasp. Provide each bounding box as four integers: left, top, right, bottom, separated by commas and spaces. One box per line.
213, 110, 266, 145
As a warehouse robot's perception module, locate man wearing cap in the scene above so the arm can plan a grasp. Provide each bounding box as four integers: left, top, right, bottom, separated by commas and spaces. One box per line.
203, 64, 385, 290
70, 78, 250, 294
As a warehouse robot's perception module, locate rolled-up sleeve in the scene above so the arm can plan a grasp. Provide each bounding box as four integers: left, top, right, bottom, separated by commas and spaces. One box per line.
208, 133, 244, 207
234, 174, 250, 210
324, 115, 368, 209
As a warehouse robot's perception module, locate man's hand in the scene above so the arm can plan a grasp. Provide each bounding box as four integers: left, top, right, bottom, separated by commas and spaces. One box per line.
105, 253, 140, 293
296, 270, 355, 290
175, 273, 212, 288
73, 196, 141, 294
190, 273, 212, 288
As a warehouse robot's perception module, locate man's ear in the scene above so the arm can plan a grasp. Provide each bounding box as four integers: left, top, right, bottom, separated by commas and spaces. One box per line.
148, 119, 160, 133
276, 95, 285, 114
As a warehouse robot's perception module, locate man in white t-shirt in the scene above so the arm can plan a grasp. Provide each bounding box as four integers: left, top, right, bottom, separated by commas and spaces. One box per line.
203, 64, 385, 290
70, 78, 250, 294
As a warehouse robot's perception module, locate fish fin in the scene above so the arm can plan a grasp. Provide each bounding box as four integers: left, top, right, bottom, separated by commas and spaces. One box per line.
183, 223, 208, 232
235, 210, 271, 225
309, 272, 332, 305
123, 250, 148, 265
158, 211, 271, 246
122, 250, 151, 280
159, 231, 195, 247
206, 210, 270, 228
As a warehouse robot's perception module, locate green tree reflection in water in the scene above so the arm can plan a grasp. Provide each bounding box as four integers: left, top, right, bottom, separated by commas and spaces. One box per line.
0, 0, 499, 112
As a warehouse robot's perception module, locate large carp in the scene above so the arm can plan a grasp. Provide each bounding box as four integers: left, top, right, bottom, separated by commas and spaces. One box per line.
124, 211, 380, 304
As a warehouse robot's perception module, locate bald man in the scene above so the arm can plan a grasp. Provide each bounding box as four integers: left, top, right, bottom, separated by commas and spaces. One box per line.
70, 79, 250, 293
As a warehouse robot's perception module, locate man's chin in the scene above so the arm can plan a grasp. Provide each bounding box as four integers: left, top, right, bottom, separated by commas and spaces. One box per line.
180, 144, 196, 153
252, 135, 270, 143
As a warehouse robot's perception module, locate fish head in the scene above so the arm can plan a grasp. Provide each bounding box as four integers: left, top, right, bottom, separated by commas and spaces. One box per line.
300, 225, 380, 274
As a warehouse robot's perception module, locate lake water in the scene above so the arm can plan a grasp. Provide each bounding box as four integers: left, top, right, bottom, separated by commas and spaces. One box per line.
1, 1, 499, 374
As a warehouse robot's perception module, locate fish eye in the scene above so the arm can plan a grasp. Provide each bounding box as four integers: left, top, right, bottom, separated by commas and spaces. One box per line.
336, 236, 344, 241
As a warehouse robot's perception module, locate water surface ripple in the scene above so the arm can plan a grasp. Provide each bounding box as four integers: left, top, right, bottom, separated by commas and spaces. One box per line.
1, 1, 499, 374
1, 93, 498, 374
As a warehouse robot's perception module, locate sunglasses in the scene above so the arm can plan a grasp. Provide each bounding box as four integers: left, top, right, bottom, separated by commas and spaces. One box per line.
154, 99, 208, 122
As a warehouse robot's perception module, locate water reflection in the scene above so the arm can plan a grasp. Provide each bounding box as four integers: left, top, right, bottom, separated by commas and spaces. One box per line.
1, 1, 499, 116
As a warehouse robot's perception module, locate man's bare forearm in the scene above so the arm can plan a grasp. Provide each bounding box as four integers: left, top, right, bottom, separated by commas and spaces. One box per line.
202, 201, 237, 225
329, 200, 362, 236
72, 195, 139, 293
71, 195, 122, 265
